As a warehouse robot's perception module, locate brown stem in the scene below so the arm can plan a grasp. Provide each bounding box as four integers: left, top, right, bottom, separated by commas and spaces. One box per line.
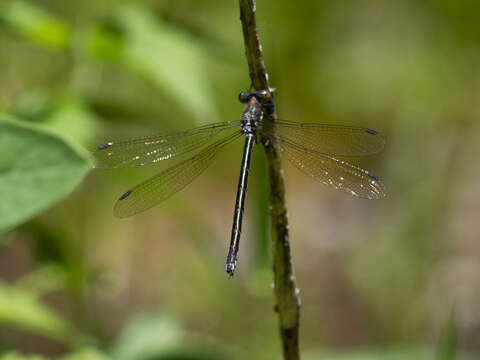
238, 1, 301, 359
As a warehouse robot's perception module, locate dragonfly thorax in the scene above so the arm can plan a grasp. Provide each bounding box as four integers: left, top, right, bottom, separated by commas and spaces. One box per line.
241, 97, 263, 135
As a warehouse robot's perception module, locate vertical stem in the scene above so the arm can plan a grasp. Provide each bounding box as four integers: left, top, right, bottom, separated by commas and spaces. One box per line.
238, 1, 301, 359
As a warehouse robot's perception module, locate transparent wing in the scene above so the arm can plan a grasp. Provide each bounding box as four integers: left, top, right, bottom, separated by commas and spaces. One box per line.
268, 120, 385, 156
114, 131, 243, 218
93, 120, 242, 169
278, 138, 386, 199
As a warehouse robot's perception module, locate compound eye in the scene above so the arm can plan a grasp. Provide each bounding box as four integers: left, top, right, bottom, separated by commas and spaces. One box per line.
257, 90, 271, 102
238, 92, 251, 103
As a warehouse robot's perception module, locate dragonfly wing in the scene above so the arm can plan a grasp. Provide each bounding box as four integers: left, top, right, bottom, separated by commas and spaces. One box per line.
278, 138, 386, 199
271, 120, 385, 156
114, 131, 243, 218
93, 120, 242, 168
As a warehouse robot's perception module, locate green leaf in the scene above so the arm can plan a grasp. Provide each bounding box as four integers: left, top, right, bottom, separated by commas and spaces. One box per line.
61, 348, 111, 360
111, 312, 182, 360
87, 20, 125, 62
0, 114, 90, 234
15, 264, 67, 298
41, 96, 99, 147
111, 312, 238, 360
436, 309, 457, 360
116, 7, 219, 124
0, 281, 72, 343
306, 347, 434, 360
0, 353, 46, 360
13, 91, 99, 147
0, 0, 70, 50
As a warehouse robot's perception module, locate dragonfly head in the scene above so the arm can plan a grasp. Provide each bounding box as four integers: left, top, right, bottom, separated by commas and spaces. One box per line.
238, 89, 274, 104
238, 91, 252, 103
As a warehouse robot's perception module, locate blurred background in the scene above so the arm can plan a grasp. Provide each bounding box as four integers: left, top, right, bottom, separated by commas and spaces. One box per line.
0, 0, 479, 359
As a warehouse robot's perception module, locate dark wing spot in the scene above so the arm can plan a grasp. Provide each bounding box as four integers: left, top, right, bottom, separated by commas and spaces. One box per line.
368, 172, 381, 181
118, 190, 132, 200
365, 129, 378, 135
97, 142, 113, 150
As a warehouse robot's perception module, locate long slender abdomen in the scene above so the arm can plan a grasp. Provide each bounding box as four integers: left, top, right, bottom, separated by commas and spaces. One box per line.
226, 134, 255, 276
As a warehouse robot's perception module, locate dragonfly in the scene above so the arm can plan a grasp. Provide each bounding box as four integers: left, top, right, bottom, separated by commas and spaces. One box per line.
93, 90, 386, 276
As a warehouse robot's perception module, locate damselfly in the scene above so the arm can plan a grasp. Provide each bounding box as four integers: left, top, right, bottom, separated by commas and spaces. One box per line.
93, 90, 386, 276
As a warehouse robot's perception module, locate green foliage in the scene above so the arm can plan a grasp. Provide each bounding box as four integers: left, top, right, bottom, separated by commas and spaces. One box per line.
0, 0, 70, 50
111, 312, 182, 360
0, 115, 90, 234
0, 349, 111, 360
0, 353, 46, 360
307, 348, 433, 360
1, 1, 223, 125
436, 310, 457, 360
87, 22, 125, 62
61, 348, 111, 360
13, 91, 100, 146
114, 7, 219, 124
111, 312, 237, 360
0, 281, 72, 343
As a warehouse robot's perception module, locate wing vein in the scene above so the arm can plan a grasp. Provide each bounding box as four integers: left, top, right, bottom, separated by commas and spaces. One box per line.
93, 120, 242, 169
266, 120, 385, 156
114, 131, 243, 218
278, 137, 386, 199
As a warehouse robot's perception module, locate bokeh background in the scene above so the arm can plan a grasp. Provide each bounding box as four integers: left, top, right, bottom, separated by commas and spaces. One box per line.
0, 0, 479, 359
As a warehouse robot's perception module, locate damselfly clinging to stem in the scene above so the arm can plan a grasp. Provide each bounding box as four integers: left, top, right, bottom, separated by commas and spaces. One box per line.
93, 90, 386, 276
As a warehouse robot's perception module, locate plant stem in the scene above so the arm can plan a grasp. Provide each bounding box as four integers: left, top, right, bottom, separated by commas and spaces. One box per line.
238, 1, 301, 359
